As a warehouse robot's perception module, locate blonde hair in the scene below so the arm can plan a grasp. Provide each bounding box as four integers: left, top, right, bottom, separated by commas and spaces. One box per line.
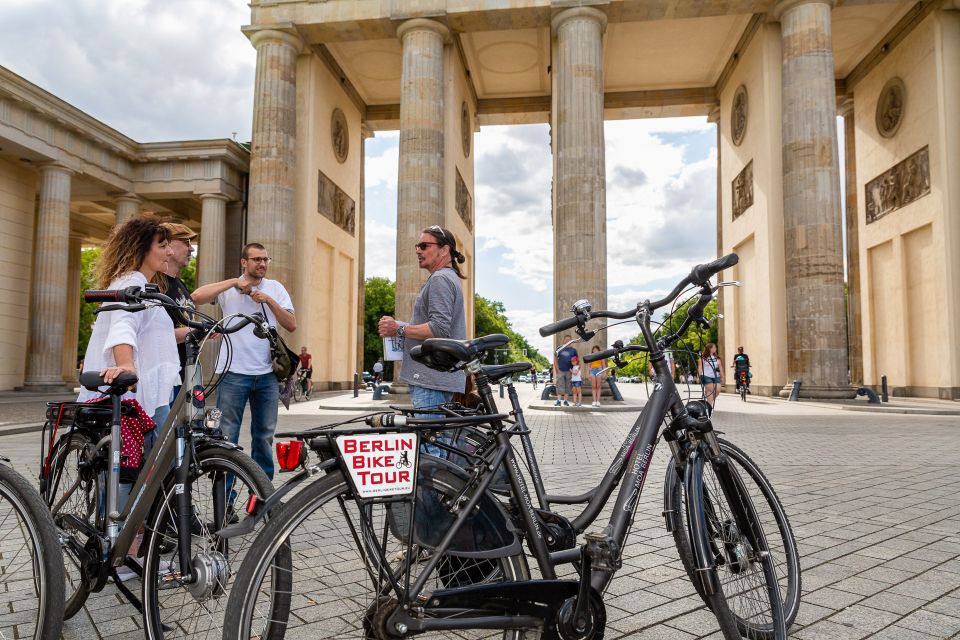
96, 215, 170, 288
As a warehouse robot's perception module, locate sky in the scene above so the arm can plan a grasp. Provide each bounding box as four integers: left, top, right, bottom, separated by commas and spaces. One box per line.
0, 0, 721, 357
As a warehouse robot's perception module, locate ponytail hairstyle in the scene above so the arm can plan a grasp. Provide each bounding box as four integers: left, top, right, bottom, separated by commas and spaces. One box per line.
423, 225, 466, 279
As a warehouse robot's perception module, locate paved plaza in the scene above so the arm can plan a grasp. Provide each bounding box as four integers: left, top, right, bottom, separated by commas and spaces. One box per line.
1, 385, 958, 639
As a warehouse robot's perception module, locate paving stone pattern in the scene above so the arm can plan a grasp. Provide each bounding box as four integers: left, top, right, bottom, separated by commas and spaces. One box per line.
0, 389, 958, 639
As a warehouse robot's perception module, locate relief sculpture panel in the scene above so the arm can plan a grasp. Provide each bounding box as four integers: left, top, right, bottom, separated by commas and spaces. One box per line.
455, 168, 473, 231
865, 146, 930, 224
732, 160, 753, 220
318, 169, 355, 235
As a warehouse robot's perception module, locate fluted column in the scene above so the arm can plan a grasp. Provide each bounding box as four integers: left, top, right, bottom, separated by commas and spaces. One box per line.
247, 28, 303, 287
358, 124, 373, 378
62, 233, 84, 385
551, 7, 607, 351
224, 200, 245, 278
839, 98, 863, 385
198, 194, 228, 287
115, 193, 141, 225
23, 164, 73, 389
709, 105, 726, 376
395, 18, 450, 325
775, 0, 853, 398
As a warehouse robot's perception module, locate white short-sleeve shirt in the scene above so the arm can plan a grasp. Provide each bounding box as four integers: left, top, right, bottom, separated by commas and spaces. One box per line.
215, 278, 295, 375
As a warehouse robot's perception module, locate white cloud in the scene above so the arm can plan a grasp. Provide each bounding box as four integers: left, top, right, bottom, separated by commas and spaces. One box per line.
364, 132, 399, 189
364, 220, 397, 280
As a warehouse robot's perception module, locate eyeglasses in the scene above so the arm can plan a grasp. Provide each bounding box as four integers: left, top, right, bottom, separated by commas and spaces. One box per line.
415, 242, 439, 251
245, 257, 271, 264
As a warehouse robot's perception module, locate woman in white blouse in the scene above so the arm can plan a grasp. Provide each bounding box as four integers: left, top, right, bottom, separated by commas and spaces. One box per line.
78, 216, 180, 442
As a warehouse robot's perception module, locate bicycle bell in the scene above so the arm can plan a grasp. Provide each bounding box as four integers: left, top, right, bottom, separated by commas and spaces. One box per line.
571, 299, 592, 316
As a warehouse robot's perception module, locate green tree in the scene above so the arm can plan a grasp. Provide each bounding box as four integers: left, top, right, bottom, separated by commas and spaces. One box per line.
363, 277, 395, 376
77, 247, 101, 363
474, 294, 550, 370
180, 256, 197, 290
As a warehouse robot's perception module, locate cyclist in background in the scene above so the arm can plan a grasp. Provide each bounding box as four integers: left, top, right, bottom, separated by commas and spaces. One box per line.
734, 346, 751, 394
299, 347, 313, 396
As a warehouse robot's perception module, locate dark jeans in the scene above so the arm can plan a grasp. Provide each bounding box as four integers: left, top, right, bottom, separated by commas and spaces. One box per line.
217, 372, 280, 480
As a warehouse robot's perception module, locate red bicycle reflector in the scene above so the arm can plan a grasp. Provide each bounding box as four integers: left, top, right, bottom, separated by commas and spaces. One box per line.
276, 440, 304, 472
246, 494, 258, 515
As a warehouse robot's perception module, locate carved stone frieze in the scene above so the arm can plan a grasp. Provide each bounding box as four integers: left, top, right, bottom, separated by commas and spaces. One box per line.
865, 146, 930, 224
461, 102, 471, 158
331, 107, 349, 163
455, 168, 472, 231
732, 160, 753, 220
318, 169, 355, 235
876, 77, 905, 139
731, 84, 748, 146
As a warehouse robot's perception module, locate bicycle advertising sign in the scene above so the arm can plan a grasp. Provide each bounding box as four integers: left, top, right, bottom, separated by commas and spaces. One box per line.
336, 433, 419, 498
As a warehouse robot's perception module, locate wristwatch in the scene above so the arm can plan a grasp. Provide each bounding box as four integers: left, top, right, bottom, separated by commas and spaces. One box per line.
396, 323, 406, 338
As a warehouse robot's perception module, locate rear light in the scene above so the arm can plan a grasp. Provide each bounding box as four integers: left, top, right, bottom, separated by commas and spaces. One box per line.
246, 494, 258, 514
276, 440, 306, 472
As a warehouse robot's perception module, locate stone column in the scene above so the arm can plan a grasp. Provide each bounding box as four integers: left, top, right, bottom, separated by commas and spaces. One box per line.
775, 0, 853, 398
62, 233, 84, 385
247, 28, 303, 287
395, 18, 450, 326
198, 194, 228, 287
23, 164, 73, 390
115, 193, 141, 225
358, 124, 373, 379
708, 105, 727, 380
551, 7, 607, 351
224, 200, 245, 278
839, 98, 863, 385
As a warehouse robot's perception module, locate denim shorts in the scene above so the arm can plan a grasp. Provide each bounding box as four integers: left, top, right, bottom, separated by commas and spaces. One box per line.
700, 375, 720, 385
589, 369, 603, 378
571, 380, 582, 388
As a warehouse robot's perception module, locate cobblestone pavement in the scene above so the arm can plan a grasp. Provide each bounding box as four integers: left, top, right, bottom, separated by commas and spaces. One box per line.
1, 386, 958, 639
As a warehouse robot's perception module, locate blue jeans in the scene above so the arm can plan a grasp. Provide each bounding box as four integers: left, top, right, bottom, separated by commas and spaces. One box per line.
410, 385, 453, 458
217, 372, 279, 480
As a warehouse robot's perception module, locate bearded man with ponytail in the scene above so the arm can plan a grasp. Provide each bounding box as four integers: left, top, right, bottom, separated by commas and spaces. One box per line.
379, 226, 468, 454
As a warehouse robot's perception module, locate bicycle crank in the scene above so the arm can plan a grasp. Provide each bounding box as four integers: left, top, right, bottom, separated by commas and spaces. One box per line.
185, 550, 230, 602
555, 590, 606, 640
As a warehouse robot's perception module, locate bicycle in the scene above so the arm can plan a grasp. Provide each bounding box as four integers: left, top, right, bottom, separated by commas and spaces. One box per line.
40, 284, 290, 640
0, 459, 64, 640
292, 368, 312, 403
220, 254, 793, 640
733, 365, 750, 402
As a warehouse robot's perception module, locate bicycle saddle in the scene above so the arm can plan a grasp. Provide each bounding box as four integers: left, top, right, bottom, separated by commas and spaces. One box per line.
79, 370, 138, 394
481, 362, 532, 384
411, 334, 510, 372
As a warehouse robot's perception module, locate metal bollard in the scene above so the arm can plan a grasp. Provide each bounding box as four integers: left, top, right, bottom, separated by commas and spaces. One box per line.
788, 379, 802, 401
372, 384, 386, 401
606, 378, 623, 401
881, 375, 889, 402
541, 384, 557, 401
353, 373, 359, 398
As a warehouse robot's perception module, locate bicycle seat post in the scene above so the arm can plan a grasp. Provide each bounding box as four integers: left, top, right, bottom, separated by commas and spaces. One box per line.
106, 392, 123, 543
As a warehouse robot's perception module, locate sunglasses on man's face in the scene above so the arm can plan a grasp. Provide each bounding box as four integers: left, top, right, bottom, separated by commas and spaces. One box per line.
415, 242, 440, 251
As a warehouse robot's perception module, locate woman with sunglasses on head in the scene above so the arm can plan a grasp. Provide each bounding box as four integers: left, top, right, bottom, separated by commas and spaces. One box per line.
378, 226, 467, 456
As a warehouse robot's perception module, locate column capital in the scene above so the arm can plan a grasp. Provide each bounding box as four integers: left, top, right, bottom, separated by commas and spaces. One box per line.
361, 121, 375, 139
552, 6, 608, 34
396, 18, 451, 44
707, 105, 721, 124
38, 162, 74, 177
944, 0, 960, 10
837, 96, 854, 117
199, 193, 230, 202
245, 25, 304, 53
771, 0, 835, 22
115, 192, 141, 203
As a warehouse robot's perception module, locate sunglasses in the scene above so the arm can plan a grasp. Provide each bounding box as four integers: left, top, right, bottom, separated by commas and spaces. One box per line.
415, 242, 440, 251
245, 257, 271, 264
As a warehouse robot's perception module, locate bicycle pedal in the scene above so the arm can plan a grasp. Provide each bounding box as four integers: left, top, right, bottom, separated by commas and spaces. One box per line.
583, 532, 622, 572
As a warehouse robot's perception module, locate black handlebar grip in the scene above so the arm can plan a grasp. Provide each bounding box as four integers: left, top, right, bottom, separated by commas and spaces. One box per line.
83, 289, 125, 303
689, 253, 739, 285
583, 348, 617, 364
539, 316, 581, 337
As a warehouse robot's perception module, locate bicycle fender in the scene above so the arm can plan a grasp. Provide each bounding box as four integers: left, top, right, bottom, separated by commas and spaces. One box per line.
194, 437, 241, 453
662, 460, 682, 533
684, 448, 722, 596
216, 458, 337, 539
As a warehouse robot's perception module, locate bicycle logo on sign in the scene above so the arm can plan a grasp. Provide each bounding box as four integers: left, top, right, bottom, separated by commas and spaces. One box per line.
395, 451, 412, 469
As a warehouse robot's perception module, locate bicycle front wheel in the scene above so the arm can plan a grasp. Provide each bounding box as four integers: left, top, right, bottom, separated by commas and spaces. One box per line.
141, 444, 286, 640
223, 467, 535, 640
0, 463, 66, 640
293, 381, 304, 403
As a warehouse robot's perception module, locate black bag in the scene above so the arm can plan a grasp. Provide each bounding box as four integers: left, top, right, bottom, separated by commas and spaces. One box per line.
261, 303, 299, 382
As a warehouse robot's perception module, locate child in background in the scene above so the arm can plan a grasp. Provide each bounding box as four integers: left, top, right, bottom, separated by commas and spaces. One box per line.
570, 356, 583, 407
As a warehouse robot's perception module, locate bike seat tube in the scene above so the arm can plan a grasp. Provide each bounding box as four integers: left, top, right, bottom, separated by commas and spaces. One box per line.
106, 394, 123, 543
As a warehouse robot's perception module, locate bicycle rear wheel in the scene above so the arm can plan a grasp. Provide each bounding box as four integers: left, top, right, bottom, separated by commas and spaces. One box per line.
667, 438, 800, 634
223, 466, 536, 640
141, 444, 286, 640
0, 463, 65, 640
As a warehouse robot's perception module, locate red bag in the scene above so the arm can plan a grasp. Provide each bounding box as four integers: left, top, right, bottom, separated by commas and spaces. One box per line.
84, 398, 156, 468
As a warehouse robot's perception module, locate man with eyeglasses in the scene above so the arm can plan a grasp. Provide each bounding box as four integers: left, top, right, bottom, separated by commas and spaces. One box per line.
379, 225, 468, 456
192, 242, 296, 479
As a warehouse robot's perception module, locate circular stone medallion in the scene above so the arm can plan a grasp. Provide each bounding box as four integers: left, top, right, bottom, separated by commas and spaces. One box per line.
876, 77, 905, 139
461, 102, 471, 158
731, 84, 748, 146
331, 108, 349, 163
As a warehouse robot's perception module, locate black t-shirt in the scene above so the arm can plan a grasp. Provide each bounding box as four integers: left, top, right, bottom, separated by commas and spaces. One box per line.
164, 277, 195, 372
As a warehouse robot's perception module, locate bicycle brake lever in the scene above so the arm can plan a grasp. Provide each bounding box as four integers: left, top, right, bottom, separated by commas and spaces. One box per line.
95, 304, 147, 314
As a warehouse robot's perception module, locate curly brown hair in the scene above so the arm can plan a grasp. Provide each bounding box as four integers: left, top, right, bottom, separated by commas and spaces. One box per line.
96, 215, 171, 288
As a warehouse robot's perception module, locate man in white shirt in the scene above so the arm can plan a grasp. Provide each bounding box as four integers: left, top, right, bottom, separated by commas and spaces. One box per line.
192, 243, 296, 479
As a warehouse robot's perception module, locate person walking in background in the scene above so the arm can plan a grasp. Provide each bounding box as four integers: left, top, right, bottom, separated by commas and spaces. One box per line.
588, 345, 605, 407
378, 225, 467, 456
570, 355, 583, 407
298, 346, 313, 396
192, 242, 296, 480
531, 367, 538, 390
699, 342, 723, 407
373, 357, 384, 385
553, 334, 578, 407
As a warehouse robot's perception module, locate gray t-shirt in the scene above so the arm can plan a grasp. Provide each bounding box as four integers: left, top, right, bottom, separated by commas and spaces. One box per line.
400, 268, 467, 393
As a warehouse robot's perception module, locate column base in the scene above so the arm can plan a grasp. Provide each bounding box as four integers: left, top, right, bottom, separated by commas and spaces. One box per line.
16, 381, 76, 394
777, 383, 857, 400
388, 382, 410, 396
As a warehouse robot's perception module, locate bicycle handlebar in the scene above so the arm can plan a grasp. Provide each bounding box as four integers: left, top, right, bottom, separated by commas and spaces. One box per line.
538, 316, 581, 338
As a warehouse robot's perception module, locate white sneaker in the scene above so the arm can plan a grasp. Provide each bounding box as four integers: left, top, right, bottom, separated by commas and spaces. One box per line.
593, 401, 600, 407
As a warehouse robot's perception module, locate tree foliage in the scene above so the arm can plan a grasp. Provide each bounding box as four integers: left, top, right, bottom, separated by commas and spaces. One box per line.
363, 277, 396, 376
77, 248, 100, 362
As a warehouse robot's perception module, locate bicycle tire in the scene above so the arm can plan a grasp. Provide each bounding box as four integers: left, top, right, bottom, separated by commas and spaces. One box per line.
0, 464, 66, 640
141, 444, 287, 640
741, 384, 747, 402
667, 438, 801, 633
223, 467, 537, 640
679, 446, 788, 640
45, 431, 99, 619
293, 382, 304, 403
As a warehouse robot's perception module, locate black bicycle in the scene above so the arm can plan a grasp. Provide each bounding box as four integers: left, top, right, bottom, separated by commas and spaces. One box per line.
0, 459, 64, 640
219, 254, 792, 640
293, 368, 312, 402
40, 285, 290, 640
734, 364, 751, 402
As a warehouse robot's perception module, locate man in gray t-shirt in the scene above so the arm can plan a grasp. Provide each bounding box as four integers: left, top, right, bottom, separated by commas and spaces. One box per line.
379, 226, 468, 416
